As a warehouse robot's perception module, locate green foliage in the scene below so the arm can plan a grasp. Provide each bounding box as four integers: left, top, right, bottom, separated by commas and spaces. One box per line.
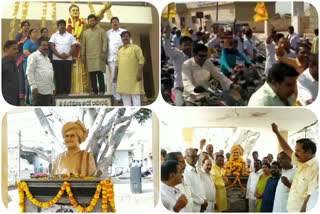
134, 108, 152, 124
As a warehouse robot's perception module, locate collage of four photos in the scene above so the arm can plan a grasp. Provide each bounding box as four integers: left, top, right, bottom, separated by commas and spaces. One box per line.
1, 1, 319, 214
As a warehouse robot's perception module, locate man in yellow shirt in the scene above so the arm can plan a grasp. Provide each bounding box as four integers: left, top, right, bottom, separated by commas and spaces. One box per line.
113, 31, 144, 106
271, 123, 318, 212
211, 154, 228, 212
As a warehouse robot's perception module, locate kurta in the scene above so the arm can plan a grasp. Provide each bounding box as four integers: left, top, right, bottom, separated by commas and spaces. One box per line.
81, 26, 107, 72
211, 164, 228, 212
255, 174, 271, 212
116, 44, 145, 94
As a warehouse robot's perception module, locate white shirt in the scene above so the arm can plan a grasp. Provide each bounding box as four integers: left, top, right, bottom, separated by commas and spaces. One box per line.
163, 38, 189, 88
182, 58, 232, 102
176, 182, 193, 212
184, 164, 206, 212
161, 182, 186, 212
49, 31, 77, 61
106, 27, 127, 62
243, 38, 254, 60
288, 32, 300, 50
207, 35, 221, 49
297, 68, 318, 105
26, 50, 55, 95
265, 41, 276, 74
273, 167, 297, 212
199, 168, 216, 212
246, 169, 263, 200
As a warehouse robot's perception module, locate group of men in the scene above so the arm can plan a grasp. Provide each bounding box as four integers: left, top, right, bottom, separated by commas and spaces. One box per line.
2, 12, 144, 106
160, 123, 318, 212
162, 23, 318, 106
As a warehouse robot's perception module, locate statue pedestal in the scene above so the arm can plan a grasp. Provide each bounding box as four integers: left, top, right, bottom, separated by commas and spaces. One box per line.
226, 176, 249, 212
21, 179, 109, 212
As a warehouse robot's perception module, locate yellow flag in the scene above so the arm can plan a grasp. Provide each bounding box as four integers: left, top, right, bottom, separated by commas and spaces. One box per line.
161, 3, 176, 18
253, 2, 269, 22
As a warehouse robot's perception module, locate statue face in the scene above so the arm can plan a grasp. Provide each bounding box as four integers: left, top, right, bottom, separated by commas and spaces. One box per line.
70, 6, 80, 18
232, 148, 241, 160
63, 129, 80, 150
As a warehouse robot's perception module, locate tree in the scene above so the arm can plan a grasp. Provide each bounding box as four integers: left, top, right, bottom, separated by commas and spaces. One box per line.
27, 108, 151, 176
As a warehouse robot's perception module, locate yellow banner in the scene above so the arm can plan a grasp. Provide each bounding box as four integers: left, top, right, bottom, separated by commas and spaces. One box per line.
161, 3, 176, 18
253, 2, 269, 22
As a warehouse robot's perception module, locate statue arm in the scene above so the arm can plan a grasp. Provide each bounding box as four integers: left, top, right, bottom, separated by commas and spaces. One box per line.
96, 2, 112, 23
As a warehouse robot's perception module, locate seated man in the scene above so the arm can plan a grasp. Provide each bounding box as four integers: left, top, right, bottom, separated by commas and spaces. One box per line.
297, 54, 318, 105
248, 62, 299, 106
182, 43, 234, 105
220, 39, 252, 77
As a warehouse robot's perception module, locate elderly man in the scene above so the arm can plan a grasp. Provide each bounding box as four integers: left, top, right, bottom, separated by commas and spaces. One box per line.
113, 31, 144, 106
261, 162, 281, 212
271, 123, 318, 212
50, 19, 77, 95
26, 38, 55, 106
248, 62, 299, 106
273, 152, 297, 212
51, 120, 96, 176
212, 155, 228, 212
199, 158, 216, 212
297, 54, 318, 105
199, 139, 214, 162
106, 17, 128, 102
81, 14, 107, 95
2, 40, 19, 105
161, 160, 188, 212
165, 152, 193, 212
246, 159, 263, 212
184, 148, 207, 212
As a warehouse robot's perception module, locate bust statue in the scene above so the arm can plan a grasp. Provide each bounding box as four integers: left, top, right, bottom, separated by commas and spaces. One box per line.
51, 120, 97, 176
225, 145, 248, 176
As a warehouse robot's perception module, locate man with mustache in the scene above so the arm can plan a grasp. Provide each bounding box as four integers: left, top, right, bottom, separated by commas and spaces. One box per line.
271, 123, 318, 212
49, 19, 77, 95
81, 14, 107, 95
106, 17, 129, 103
113, 31, 144, 106
26, 38, 55, 106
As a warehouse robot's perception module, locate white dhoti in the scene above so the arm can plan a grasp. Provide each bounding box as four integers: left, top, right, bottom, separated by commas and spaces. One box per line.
108, 61, 121, 101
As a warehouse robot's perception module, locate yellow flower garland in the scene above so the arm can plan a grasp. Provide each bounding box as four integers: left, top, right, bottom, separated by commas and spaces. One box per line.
41, 2, 48, 28
9, 2, 20, 40
225, 156, 246, 176
226, 176, 247, 191
51, 2, 57, 31
17, 180, 116, 213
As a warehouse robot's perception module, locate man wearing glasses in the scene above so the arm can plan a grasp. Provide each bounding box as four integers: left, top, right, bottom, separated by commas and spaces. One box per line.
183, 148, 208, 212
182, 43, 235, 106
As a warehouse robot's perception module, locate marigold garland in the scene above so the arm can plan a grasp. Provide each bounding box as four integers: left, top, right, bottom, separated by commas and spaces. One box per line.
17, 180, 115, 213
41, 2, 48, 28
20, 2, 29, 22
225, 176, 247, 191
225, 156, 247, 176
51, 2, 57, 31
88, 2, 96, 15
9, 2, 20, 40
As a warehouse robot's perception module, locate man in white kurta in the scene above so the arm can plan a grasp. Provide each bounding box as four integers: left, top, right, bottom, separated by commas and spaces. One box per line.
199, 159, 216, 212
184, 148, 207, 212
246, 159, 263, 212
106, 17, 128, 101
273, 152, 297, 212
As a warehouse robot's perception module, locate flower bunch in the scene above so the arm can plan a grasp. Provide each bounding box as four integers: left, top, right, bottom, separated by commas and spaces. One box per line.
41, 1, 48, 28
18, 179, 115, 213
9, 2, 20, 40
225, 156, 246, 176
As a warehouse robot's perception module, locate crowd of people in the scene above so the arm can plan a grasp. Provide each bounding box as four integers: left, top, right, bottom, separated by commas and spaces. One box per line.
160, 123, 318, 212
2, 5, 145, 106
162, 22, 318, 106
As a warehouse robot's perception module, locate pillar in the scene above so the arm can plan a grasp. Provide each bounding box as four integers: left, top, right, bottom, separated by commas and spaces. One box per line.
264, 20, 272, 37
1, 113, 8, 208
291, 2, 304, 36
182, 128, 194, 148
151, 112, 159, 207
